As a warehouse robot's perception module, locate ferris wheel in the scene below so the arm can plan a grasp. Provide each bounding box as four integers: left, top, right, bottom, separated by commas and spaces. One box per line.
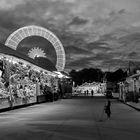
5, 25, 65, 71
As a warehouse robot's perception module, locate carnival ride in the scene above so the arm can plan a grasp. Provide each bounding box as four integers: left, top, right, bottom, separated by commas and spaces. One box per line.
5, 25, 66, 71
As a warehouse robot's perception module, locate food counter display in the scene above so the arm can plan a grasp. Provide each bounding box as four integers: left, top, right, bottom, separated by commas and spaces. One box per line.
0, 78, 11, 109
37, 72, 59, 102
10, 77, 36, 107
0, 58, 11, 109
0, 55, 38, 109
9, 59, 37, 107
0, 54, 60, 110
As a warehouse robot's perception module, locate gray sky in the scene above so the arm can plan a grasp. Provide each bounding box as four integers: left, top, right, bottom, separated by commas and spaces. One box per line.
1, 0, 140, 71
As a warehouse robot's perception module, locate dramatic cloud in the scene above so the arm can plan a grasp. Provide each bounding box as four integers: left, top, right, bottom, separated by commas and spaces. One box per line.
0, 0, 24, 10
0, 0, 140, 71
69, 16, 88, 25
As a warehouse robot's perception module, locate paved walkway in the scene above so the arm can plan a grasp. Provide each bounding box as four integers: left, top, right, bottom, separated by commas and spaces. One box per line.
125, 99, 140, 111
112, 92, 140, 111
77, 92, 140, 111
0, 97, 140, 140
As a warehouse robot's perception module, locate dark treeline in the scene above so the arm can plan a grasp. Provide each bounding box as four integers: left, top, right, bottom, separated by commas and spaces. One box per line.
69, 68, 127, 86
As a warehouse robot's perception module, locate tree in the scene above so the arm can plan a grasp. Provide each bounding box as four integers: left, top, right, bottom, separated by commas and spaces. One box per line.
69, 68, 104, 85
69, 68, 127, 85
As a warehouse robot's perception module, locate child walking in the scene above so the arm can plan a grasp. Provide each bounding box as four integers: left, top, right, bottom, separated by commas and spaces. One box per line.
104, 100, 111, 119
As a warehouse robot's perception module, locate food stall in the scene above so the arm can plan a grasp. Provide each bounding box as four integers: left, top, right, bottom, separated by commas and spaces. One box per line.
0, 43, 59, 110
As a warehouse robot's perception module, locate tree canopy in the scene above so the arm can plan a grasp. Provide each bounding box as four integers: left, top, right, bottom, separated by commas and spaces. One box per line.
69, 68, 127, 86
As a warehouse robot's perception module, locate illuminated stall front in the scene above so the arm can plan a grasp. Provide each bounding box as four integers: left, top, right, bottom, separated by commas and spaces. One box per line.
73, 82, 105, 96
119, 73, 140, 102
0, 43, 59, 109
0, 25, 66, 109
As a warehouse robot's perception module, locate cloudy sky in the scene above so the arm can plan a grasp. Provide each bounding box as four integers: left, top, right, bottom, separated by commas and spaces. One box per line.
1, 0, 140, 71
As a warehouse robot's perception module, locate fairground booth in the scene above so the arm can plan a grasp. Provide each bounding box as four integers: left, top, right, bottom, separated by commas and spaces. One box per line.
73, 82, 106, 96
119, 72, 140, 103
0, 25, 71, 110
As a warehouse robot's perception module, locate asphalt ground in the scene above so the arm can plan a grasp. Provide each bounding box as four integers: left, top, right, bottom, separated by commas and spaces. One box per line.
0, 96, 140, 140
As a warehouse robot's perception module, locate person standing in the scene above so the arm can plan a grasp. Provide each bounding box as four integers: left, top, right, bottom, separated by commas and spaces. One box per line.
87, 90, 89, 96
104, 100, 111, 119
84, 90, 86, 96
91, 90, 94, 97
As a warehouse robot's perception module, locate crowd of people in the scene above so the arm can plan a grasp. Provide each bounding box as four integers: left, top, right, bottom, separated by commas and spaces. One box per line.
84, 90, 94, 96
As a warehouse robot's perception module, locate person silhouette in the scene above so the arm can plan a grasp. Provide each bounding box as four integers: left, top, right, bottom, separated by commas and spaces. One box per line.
104, 100, 111, 119
87, 90, 89, 96
84, 90, 86, 96
91, 90, 94, 97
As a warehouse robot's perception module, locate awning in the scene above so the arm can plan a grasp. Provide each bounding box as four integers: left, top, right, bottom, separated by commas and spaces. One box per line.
34, 57, 56, 71
0, 43, 56, 72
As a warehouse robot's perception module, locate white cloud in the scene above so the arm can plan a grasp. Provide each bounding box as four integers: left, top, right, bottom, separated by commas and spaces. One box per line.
0, 0, 140, 70
0, 0, 25, 10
